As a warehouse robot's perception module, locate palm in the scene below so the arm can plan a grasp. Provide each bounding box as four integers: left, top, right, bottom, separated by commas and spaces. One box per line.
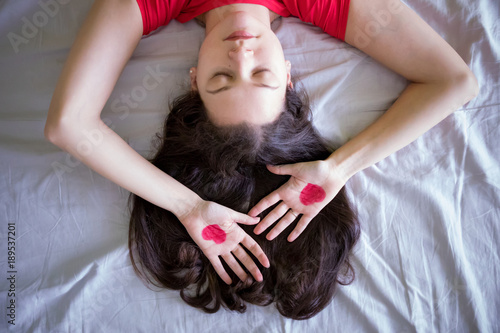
189, 216, 245, 257
249, 160, 345, 242
180, 201, 269, 285
275, 177, 325, 213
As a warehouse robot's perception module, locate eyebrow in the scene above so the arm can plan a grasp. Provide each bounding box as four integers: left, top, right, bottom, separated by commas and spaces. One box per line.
206, 83, 279, 95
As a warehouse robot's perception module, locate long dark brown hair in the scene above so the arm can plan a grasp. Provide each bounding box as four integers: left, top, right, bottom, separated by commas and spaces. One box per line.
128, 87, 360, 320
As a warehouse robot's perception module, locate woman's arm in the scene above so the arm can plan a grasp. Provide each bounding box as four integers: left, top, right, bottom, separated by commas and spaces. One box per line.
329, 0, 479, 179
45, 0, 198, 217
45, 0, 269, 283
250, 0, 478, 241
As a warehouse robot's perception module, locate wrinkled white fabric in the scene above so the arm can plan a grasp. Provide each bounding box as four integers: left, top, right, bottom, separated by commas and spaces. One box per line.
0, 0, 498, 331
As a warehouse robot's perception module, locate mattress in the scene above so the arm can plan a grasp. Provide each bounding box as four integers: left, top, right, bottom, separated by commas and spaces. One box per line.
0, 0, 499, 331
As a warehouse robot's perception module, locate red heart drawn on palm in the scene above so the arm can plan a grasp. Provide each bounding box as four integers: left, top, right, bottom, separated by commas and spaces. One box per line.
299, 183, 326, 206
202, 224, 227, 244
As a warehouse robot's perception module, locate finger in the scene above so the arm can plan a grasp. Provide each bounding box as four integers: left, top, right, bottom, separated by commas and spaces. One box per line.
266, 209, 299, 241
253, 201, 289, 235
241, 235, 270, 268
209, 256, 232, 285
232, 245, 263, 282
248, 191, 281, 217
287, 215, 313, 242
267, 164, 295, 176
221, 253, 248, 282
233, 211, 261, 225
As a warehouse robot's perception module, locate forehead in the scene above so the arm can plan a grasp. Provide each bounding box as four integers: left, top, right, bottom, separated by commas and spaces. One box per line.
202, 87, 285, 126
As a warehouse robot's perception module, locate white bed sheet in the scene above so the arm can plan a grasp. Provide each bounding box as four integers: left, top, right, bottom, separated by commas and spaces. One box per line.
0, 0, 499, 332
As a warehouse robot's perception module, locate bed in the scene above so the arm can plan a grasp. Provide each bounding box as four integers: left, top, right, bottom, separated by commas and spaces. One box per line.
0, 0, 499, 331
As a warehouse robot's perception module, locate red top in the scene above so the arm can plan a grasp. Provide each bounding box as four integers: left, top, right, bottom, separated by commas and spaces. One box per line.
135, 0, 350, 41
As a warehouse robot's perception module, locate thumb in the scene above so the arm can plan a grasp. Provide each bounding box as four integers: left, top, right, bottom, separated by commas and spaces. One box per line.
267, 164, 296, 176
234, 211, 261, 225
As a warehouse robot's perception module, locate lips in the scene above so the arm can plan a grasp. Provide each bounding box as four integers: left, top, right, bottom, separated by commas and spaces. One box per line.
224, 31, 256, 41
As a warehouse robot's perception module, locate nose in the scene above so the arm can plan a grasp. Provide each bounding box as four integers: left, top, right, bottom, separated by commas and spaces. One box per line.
228, 45, 254, 61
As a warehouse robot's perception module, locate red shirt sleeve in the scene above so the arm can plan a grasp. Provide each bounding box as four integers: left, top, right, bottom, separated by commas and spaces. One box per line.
135, 0, 185, 35
282, 0, 351, 41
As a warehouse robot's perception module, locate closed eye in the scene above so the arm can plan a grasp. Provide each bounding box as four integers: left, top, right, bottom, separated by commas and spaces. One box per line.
211, 68, 271, 79
212, 72, 232, 79
253, 68, 270, 75
205, 67, 279, 94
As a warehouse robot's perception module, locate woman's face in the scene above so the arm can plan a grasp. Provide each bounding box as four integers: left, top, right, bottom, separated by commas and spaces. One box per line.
192, 11, 291, 126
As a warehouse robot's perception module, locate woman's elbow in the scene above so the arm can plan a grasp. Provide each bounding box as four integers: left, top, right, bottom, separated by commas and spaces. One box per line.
44, 121, 59, 144
44, 115, 65, 145
44, 112, 72, 146
453, 69, 479, 104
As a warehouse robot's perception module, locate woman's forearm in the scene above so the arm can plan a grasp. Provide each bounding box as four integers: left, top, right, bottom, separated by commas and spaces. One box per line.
47, 119, 202, 220
327, 75, 478, 180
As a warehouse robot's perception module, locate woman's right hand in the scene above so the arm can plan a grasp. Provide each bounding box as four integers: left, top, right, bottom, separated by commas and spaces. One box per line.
178, 200, 270, 285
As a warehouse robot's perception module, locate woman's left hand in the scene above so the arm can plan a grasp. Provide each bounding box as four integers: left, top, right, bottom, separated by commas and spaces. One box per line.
249, 160, 346, 242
